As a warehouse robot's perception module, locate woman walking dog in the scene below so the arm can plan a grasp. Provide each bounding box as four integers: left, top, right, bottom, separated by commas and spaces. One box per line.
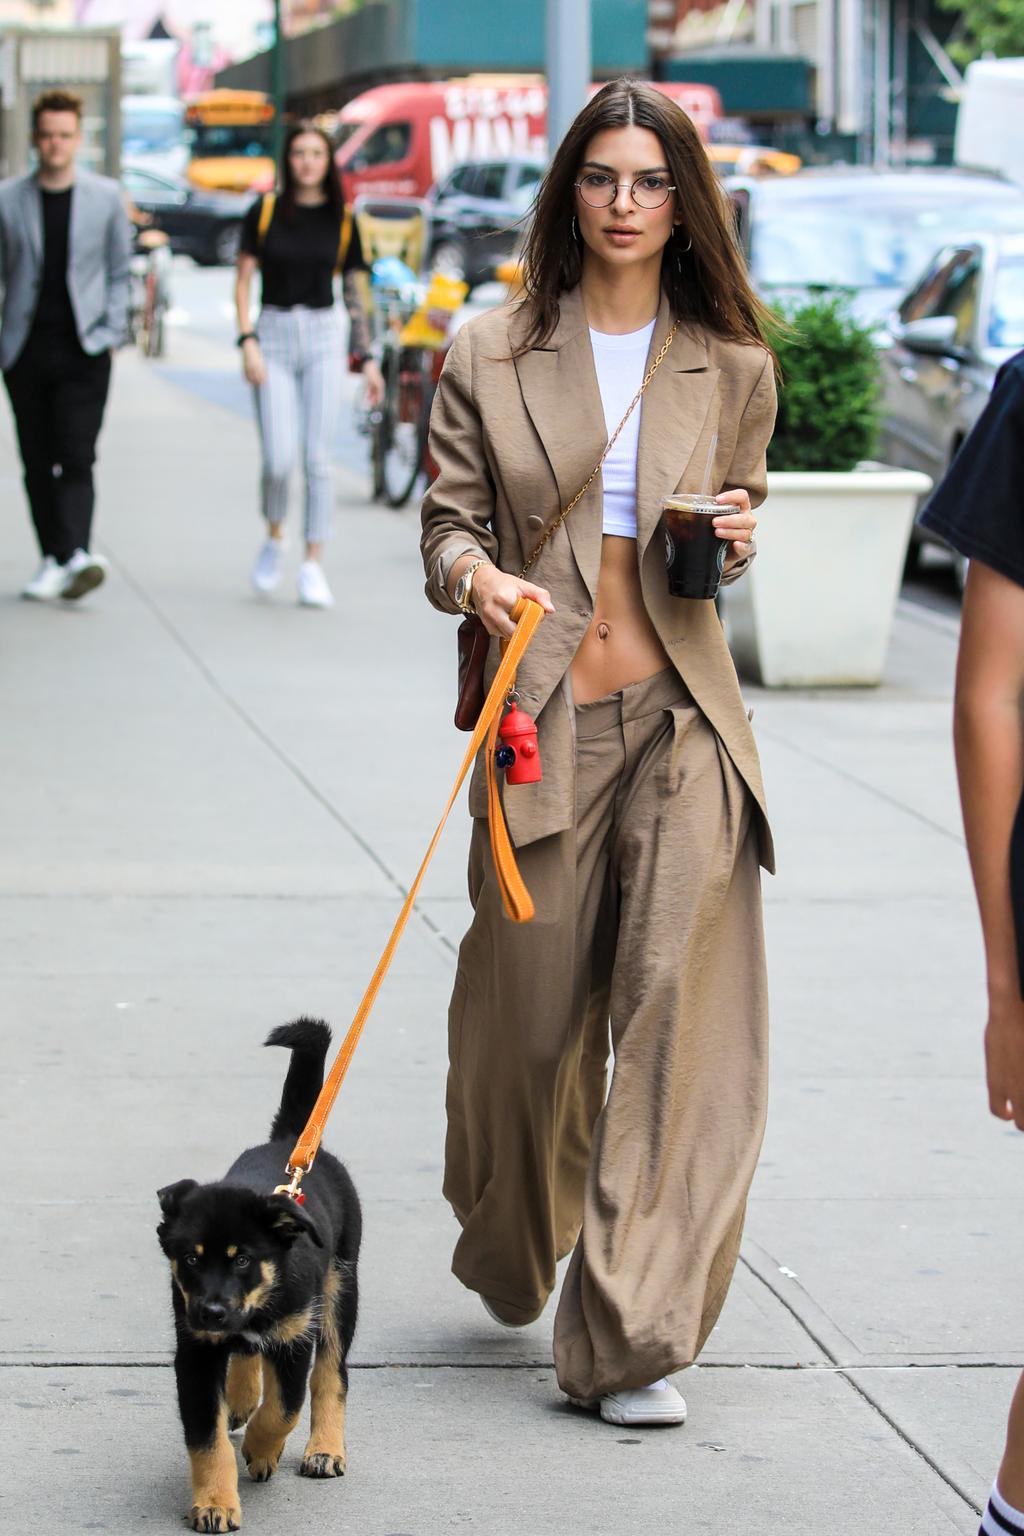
421, 79, 778, 1425
235, 122, 383, 608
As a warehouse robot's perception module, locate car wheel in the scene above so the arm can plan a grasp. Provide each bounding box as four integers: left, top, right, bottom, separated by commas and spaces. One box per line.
431, 239, 467, 283
213, 222, 242, 266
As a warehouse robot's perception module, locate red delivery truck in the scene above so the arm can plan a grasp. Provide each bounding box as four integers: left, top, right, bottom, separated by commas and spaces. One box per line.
334, 77, 723, 199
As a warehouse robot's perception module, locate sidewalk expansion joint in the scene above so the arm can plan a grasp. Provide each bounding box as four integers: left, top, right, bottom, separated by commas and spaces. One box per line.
838, 1370, 982, 1517
753, 722, 964, 847
4, 1358, 1019, 1372
740, 1247, 983, 1517
104, 550, 458, 964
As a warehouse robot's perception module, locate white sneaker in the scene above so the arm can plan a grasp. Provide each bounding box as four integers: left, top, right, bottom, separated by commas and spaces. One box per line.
60, 549, 107, 601
481, 1295, 541, 1329
297, 560, 333, 609
21, 556, 66, 600
251, 536, 285, 595
569, 1378, 688, 1427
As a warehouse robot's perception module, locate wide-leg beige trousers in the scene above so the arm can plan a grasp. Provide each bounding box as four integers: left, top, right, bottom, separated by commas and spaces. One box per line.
444, 667, 768, 1401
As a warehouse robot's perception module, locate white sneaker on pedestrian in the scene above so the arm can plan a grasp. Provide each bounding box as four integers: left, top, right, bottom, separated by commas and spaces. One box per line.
480, 1295, 542, 1329
251, 536, 285, 595
297, 560, 333, 609
21, 556, 66, 600
569, 1378, 688, 1427
60, 549, 107, 601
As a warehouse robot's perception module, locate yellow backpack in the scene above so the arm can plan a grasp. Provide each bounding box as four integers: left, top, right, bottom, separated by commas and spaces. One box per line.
256, 193, 353, 273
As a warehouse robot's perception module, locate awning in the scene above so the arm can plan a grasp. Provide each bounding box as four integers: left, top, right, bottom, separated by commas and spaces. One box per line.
663, 49, 813, 115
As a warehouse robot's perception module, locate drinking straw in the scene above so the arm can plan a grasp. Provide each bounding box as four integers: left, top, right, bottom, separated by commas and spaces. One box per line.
700, 432, 719, 496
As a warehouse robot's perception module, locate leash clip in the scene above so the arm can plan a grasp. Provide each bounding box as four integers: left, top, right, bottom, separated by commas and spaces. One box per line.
273, 1162, 308, 1204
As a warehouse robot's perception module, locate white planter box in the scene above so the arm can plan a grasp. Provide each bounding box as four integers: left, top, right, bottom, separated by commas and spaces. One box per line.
721, 466, 933, 688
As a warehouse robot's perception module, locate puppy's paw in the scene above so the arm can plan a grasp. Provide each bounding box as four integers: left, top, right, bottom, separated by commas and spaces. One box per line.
189, 1502, 242, 1532
300, 1450, 346, 1478
227, 1412, 251, 1434
242, 1449, 280, 1483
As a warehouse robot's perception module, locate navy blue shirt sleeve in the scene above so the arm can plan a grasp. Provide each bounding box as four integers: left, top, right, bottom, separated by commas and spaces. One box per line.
918, 352, 1024, 589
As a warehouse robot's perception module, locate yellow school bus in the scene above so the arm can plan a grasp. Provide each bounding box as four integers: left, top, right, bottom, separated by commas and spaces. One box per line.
185, 90, 276, 193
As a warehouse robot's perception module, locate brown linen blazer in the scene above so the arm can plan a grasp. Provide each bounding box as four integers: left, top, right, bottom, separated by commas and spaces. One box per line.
420, 284, 778, 871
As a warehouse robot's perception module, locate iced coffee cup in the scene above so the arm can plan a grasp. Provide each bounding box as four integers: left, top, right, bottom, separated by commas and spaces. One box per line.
662, 494, 727, 600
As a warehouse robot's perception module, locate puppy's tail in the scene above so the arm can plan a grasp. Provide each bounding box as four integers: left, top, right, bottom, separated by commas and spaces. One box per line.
265, 1018, 332, 1142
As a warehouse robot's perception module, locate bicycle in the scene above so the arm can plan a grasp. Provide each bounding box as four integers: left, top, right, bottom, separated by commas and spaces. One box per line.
366, 270, 469, 508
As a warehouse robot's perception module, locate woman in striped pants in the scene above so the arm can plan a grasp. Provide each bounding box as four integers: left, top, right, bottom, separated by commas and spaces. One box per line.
234, 123, 383, 608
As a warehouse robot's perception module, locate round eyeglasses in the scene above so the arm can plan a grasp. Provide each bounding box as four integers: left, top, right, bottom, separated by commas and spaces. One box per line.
574, 172, 676, 210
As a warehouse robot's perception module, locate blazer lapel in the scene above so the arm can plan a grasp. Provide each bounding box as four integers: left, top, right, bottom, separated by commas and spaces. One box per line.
21, 176, 42, 266
511, 288, 606, 596
636, 298, 720, 558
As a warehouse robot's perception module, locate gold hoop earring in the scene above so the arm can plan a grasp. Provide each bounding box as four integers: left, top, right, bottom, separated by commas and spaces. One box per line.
677, 229, 693, 254
572, 215, 579, 241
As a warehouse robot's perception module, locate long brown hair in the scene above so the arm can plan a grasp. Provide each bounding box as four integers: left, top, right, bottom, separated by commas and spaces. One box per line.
517, 78, 776, 360
279, 121, 345, 223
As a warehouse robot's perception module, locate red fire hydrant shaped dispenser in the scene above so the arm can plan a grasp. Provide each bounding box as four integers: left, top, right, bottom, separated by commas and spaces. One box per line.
496, 701, 542, 785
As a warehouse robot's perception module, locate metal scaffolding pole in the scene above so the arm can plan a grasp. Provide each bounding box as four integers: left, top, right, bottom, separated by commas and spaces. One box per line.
271, 0, 286, 176
546, 0, 591, 155
873, 0, 892, 165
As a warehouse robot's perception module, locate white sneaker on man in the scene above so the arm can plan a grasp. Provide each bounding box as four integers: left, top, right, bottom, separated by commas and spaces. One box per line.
251, 536, 285, 595
297, 560, 333, 609
569, 1377, 688, 1427
21, 556, 66, 600
60, 549, 107, 601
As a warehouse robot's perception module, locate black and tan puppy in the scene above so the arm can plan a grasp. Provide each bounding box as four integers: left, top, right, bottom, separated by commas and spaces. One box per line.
157, 1019, 361, 1533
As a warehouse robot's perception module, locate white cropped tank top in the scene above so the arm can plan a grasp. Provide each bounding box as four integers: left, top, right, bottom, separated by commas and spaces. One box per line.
589, 318, 656, 540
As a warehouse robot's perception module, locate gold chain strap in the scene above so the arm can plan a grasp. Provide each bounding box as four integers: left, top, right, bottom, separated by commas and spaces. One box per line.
518, 321, 679, 580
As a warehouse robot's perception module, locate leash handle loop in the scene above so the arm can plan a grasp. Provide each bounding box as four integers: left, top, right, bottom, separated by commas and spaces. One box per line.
284, 597, 544, 1187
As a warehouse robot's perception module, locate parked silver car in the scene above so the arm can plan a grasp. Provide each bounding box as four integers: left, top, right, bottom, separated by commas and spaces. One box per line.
877, 231, 1024, 574
729, 168, 1024, 325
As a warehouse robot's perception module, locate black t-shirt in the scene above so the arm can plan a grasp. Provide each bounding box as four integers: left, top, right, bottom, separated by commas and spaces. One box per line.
919, 353, 1024, 585
920, 351, 1024, 993
240, 195, 366, 310
31, 186, 78, 343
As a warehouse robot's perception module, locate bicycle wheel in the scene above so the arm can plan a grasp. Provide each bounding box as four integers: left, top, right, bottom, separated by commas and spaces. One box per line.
381, 348, 426, 509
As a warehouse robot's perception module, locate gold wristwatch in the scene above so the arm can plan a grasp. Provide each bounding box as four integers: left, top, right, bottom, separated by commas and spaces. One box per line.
454, 559, 487, 615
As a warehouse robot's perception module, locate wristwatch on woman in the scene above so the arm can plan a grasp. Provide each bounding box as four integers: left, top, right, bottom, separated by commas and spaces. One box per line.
454, 559, 487, 615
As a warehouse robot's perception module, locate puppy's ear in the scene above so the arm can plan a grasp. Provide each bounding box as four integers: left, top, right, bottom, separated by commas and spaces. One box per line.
264, 1194, 324, 1249
157, 1179, 199, 1217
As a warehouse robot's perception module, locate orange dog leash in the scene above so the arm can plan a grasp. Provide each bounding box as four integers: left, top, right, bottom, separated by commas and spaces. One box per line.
275, 596, 544, 1201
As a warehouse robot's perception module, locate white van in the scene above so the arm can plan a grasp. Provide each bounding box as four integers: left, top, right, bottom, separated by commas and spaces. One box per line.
955, 58, 1024, 187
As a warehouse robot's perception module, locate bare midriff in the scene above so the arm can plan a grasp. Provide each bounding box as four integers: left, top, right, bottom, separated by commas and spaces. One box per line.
570, 534, 672, 705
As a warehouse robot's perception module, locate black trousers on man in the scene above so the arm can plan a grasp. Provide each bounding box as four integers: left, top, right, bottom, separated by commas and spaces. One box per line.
3, 331, 112, 565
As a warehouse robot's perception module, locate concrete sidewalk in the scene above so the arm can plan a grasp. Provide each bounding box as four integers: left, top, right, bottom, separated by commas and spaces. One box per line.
0, 335, 1016, 1536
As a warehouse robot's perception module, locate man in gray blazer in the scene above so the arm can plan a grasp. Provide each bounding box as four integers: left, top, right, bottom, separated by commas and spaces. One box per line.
0, 89, 132, 600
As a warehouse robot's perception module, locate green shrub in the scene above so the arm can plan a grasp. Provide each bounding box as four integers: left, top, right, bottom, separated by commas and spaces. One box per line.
766, 295, 882, 473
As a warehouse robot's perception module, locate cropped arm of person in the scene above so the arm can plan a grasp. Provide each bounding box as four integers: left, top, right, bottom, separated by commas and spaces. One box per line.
341, 220, 383, 407
420, 324, 552, 637
714, 348, 777, 583
955, 561, 1024, 1128
234, 252, 266, 387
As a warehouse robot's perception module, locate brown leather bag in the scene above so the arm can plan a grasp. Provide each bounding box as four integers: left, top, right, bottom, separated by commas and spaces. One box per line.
452, 322, 678, 730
